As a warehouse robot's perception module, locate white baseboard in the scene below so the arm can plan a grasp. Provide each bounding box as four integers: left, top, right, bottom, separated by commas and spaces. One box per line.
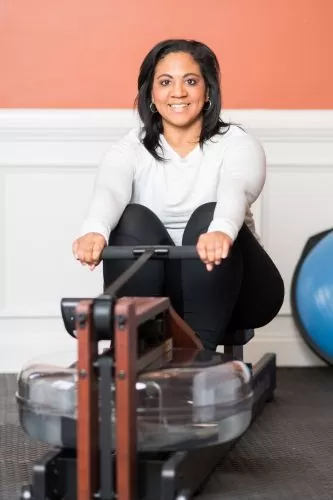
243, 316, 326, 367
0, 315, 325, 373
216, 315, 326, 368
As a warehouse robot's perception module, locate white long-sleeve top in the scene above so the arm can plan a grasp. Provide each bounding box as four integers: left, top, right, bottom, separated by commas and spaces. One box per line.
80, 124, 266, 246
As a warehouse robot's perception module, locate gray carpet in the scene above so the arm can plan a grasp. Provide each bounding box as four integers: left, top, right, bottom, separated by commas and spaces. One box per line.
1, 368, 333, 499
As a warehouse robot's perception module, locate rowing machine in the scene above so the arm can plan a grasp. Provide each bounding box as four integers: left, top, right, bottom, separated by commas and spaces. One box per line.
18, 245, 276, 500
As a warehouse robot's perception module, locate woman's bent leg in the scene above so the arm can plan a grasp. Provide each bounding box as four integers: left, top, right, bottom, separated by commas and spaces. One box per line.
227, 224, 285, 332
178, 202, 284, 350
178, 203, 243, 350
103, 204, 174, 296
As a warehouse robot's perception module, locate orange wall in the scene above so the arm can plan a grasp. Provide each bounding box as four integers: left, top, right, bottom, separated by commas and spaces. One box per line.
1, 0, 332, 109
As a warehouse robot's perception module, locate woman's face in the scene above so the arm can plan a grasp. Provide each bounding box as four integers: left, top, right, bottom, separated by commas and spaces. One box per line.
151, 51, 208, 129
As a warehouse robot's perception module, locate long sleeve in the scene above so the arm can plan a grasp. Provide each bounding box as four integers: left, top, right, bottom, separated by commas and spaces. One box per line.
80, 135, 136, 243
208, 133, 266, 241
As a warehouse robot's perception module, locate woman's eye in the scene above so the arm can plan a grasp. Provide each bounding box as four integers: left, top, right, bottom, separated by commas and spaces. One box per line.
159, 78, 197, 86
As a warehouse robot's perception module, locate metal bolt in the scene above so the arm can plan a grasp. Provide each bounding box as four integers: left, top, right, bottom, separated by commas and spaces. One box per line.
78, 313, 86, 328
117, 315, 127, 329
118, 370, 126, 380
79, 369, 87, 378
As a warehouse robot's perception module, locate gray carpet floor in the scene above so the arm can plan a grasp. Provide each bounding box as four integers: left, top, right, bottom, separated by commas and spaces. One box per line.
1, 368, 333, 499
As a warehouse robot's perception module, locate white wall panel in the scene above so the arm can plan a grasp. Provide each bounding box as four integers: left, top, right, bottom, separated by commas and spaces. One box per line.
1, 109, 333, 371
2, 167, 102, 317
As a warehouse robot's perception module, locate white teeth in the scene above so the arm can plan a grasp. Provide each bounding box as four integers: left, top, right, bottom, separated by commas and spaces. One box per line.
169, 104, 189, 113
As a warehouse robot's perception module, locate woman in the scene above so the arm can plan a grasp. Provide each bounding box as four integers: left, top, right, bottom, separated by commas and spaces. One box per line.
72, 39, 284, 351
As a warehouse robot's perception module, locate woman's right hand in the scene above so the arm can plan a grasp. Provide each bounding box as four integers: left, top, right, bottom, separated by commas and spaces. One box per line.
72, 232, 106, 270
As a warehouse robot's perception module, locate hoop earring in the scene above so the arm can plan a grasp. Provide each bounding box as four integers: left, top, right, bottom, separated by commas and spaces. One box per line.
150, 102, 157, 113
204, 98, 212, 111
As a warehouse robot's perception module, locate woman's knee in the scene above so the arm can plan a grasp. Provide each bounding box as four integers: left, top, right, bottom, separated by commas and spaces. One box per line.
114, 203, 157, 228
183, 202, 216, 244
109, 203, 172, 245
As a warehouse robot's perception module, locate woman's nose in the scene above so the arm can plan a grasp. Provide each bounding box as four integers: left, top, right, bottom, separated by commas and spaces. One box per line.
171, 81, 187, 97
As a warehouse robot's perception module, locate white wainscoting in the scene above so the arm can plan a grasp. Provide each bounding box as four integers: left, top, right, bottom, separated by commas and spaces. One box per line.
1, 108, 333, 372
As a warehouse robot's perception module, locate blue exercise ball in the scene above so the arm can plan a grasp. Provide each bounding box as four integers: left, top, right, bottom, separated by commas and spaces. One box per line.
291, 229, 333, 365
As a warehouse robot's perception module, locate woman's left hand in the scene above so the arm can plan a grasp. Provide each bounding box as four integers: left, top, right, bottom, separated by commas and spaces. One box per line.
196, 231, 233, 271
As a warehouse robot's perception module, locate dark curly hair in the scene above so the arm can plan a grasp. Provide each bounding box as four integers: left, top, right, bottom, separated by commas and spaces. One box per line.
135, 39, 231, 161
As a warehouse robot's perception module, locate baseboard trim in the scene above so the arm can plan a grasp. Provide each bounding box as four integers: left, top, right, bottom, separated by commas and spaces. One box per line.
244, 316, 326, 367
1, 108, 333, 142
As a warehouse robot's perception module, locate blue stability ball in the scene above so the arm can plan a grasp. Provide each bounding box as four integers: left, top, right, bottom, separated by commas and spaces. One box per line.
291, 229, 333, 364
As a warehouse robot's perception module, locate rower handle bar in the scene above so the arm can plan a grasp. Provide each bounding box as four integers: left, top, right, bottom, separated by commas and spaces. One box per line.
101, 245, 199, 260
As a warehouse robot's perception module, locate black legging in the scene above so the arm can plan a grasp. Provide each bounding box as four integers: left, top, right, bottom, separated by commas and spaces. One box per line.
103, 203, 285, 351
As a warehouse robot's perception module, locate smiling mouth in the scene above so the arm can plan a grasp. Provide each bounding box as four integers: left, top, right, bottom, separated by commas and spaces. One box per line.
168, 103, 190, 111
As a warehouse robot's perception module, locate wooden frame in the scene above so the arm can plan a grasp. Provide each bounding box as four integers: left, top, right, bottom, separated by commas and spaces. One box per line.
76, 299, 99, 500
76, 295, 203, 500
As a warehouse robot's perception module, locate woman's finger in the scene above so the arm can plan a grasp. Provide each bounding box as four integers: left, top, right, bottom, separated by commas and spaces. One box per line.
221, 239, 231, 259
206, 241, 216, 264
206, 262, 214, 271
82, 242, 93, 265
214, 243, 223, 265
92, 242, 104, 265
196, 236, 207, 263
76, 248, 86, 263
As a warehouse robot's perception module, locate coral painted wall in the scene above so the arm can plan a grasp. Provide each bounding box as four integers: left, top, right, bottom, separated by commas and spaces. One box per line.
1, 0, 332, 108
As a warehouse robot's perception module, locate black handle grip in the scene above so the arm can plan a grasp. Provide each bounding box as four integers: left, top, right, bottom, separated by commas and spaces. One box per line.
101, 245, 199, 260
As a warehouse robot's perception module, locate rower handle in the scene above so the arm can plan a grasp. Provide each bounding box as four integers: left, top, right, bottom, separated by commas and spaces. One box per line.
101, 245, 198, 260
